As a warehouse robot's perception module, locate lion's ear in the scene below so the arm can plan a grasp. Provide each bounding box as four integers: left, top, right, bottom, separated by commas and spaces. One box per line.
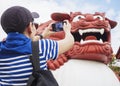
51, 12, 70, 21
105, 18, 117, 29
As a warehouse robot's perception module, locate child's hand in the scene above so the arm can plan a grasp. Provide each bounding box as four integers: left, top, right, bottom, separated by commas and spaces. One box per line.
63, 20, 71, 33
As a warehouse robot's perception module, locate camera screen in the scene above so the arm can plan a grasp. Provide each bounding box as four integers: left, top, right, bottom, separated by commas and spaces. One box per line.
52, 22, 63, 32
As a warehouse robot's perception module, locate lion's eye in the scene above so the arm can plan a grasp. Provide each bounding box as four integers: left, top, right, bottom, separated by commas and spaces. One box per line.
93, 15, 104, 20
73, 15, 85, 22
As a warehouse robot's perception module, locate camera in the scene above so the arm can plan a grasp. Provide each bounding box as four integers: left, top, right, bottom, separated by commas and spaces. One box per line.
52, 22, 63, 32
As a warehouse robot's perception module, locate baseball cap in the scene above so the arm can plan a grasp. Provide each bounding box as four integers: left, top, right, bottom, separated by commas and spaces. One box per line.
0, 6, 39, 33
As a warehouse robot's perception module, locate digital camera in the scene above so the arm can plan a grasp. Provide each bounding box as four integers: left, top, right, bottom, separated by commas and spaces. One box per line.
52, 22, 63, 32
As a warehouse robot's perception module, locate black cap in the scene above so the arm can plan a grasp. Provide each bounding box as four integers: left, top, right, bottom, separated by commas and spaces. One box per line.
0, 6, 39, 33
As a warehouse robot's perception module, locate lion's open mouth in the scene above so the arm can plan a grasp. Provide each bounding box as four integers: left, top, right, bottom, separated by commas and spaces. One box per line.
72, 28, 109, 44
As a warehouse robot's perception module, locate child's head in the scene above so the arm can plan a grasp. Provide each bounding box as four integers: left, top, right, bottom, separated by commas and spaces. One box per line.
0, 6, 39, 34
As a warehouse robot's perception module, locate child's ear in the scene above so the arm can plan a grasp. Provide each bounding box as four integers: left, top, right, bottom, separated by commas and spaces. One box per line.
27, 22, 33, 33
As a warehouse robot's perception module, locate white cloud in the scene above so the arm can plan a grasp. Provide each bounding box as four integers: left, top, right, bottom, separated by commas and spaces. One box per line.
111, 11, 120, 53
106, 0, 111, 3
0, 26, 7, 41
106, 9, 116, 18
79, 3, 100, 13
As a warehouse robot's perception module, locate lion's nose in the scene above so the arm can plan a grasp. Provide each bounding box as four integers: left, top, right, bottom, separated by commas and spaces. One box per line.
85, 15, 94, 21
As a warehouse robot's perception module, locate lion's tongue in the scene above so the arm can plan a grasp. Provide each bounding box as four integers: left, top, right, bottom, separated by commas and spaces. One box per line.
85, 36, 97, 40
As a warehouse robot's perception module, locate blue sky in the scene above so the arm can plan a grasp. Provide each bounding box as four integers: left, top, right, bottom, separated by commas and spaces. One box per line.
0, 0, 120, 53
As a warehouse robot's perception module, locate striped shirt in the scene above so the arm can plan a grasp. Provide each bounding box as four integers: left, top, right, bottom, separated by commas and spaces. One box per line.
0, 33, 58, 86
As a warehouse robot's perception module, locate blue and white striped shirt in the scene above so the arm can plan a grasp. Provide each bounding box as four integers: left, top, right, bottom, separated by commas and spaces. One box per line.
0, 32, 58, 86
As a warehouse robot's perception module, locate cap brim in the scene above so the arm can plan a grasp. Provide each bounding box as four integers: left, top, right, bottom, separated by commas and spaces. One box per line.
31, 12, 39, 18
51, 13, 70, 21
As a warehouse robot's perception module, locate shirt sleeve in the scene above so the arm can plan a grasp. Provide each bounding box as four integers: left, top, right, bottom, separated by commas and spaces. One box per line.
39, 39, 58, 60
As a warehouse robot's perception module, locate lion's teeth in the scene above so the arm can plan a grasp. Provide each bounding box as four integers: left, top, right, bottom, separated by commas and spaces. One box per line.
100, 28, 104, 35
80, 39, 103, 44
79, 30, 83, 35
99, 39, 103, 43
80, 39, 83, 44
78, 28, 104, 35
